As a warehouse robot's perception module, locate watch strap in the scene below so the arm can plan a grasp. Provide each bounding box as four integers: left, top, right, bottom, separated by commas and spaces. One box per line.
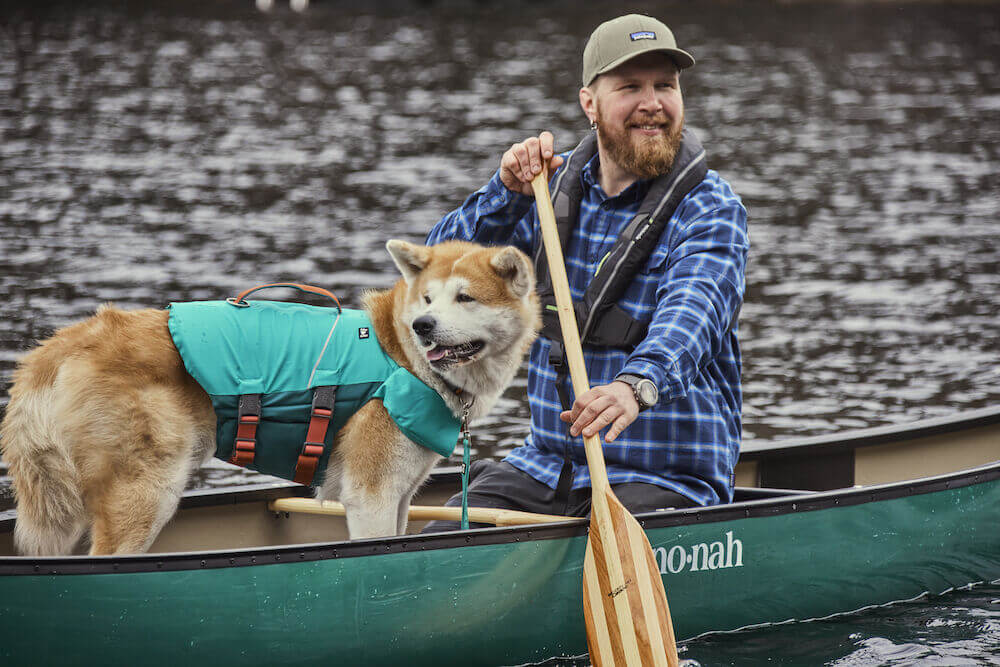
615, 373, 657, 411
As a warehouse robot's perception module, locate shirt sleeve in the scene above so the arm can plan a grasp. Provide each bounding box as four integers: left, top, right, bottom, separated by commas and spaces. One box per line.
619, 198, 749, 402
425, 169, 537, 254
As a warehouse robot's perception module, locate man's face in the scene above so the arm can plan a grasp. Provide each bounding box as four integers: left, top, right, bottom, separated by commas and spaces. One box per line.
582, 52, 685, 180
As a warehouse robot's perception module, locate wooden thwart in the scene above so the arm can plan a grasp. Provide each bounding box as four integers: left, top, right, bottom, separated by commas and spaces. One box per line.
531, 168, 680, 667
268, 497, 574, 527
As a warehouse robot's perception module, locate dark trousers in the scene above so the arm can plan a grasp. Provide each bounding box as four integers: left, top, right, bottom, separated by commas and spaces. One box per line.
421, 459, 697, 533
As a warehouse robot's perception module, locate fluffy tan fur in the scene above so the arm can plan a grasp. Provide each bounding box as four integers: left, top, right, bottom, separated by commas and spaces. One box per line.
1, 240, 539, 555
1, 306, 216, 555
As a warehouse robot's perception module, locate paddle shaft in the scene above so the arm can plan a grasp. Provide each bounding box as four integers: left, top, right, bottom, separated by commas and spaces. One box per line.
269, 497, 574, 527
530, 174, 609, 494
531, 168, 679, 667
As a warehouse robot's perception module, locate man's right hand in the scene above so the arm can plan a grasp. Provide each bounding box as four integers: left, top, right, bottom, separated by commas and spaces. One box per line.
499, 131, 566, 196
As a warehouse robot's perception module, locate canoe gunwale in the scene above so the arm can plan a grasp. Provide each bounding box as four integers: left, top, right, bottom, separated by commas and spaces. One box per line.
1, 457, 997, 577
739, 404, 1000, 459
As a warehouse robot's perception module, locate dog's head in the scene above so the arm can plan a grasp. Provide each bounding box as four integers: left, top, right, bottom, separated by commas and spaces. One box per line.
385, 240, 540, 376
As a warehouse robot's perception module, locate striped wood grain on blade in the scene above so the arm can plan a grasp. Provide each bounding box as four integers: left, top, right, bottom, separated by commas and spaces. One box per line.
595, 499, 647, 666
583, 491, 675, 666
584, 542, 617, 665
611, 493, 675, 667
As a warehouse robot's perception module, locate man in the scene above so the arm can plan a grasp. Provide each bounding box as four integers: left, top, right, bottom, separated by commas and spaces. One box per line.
423, 14, 748, 529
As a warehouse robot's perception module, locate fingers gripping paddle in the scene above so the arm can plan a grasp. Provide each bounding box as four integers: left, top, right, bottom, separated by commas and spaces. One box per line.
531, 168, 680, 667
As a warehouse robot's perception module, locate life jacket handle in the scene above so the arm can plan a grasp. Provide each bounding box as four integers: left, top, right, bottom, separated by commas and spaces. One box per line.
226, 283, 343, 312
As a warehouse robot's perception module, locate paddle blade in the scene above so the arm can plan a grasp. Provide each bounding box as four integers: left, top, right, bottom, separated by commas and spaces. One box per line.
582, 491, 679, 667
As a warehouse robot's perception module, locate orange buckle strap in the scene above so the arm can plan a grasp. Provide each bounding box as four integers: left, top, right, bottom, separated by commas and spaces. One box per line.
230, 394, 262, 468
293, 386, 338, 486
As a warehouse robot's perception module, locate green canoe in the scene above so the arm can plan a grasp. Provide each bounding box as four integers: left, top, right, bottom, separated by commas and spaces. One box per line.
1, 407, 998, 666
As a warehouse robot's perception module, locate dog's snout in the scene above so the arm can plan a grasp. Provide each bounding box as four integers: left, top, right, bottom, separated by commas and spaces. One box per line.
412, 315, 436, 337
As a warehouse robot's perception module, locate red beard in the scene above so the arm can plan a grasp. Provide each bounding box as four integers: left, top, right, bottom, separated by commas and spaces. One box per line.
596, 108, 684, 180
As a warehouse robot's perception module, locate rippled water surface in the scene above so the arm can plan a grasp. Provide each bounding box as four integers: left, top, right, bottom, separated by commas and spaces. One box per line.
1, 0, 998, 664
540, 582, 1000, 666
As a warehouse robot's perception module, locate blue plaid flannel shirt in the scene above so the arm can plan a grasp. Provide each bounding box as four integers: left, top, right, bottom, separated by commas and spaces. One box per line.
426, 151, 748, 506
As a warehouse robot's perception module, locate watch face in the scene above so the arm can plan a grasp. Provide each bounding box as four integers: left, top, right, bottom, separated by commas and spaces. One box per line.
637, 380, 658, 406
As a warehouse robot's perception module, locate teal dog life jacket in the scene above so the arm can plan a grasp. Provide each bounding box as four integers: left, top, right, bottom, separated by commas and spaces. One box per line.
167, 298, 461, 486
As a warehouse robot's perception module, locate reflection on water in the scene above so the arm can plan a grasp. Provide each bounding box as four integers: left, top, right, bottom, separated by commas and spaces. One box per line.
1, 0, 998, 663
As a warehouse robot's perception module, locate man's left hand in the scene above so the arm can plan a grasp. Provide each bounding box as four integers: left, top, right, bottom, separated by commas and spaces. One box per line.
559, 381, 639, 443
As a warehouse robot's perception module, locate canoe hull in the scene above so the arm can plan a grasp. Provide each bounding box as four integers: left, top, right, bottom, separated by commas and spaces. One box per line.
3, 464, 999, 666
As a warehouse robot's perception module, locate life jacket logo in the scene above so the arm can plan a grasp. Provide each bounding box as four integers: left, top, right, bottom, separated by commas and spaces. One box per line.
630, 31, 656, 41
358, 327, 370, 339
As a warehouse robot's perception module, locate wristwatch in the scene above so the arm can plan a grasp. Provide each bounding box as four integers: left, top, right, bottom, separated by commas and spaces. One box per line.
615, 374, 658, 411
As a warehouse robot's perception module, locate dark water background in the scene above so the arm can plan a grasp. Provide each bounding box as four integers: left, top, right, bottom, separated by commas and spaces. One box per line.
1, 0, 998, 663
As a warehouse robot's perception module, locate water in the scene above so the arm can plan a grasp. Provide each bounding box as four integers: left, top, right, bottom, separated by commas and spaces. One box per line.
1, 0, 998, 663
541, 583, 1000, 666
683, 583, 1000, 666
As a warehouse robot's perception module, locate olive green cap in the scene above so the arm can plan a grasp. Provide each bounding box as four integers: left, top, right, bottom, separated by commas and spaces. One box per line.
582, 14, 695, 86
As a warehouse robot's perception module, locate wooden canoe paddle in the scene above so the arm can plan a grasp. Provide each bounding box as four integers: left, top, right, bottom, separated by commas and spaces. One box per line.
530, 168, 680, 667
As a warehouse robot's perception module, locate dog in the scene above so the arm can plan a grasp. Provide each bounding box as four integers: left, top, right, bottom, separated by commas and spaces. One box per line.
0, 240, 540, 555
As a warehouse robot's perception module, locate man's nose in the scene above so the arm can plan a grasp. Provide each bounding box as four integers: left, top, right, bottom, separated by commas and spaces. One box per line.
637, 85, 663, 112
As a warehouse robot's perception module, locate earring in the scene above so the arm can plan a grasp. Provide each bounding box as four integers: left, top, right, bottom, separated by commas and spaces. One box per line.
590, 119, 598, 131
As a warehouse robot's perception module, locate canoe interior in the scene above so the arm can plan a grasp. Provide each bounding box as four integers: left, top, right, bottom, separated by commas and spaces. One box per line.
0, 478, 442, 557
0, 479, 804, 557
150, 478, 464, 553
734, 405, 1000, 490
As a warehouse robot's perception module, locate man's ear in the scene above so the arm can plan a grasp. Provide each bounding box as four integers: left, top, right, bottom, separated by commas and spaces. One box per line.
490, 246, 535, 299
386, 240, 431, 285
579, 85, 597, 126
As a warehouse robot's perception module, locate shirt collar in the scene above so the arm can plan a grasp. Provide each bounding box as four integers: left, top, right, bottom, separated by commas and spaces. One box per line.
580, 154, 652, 206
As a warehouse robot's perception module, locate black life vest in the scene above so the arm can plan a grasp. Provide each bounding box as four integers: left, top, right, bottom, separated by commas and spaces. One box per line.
533, 128, 708, 350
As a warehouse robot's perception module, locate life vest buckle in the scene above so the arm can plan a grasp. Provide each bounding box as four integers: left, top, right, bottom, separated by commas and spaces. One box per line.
229, 394, 262, 467
293, 386, 338, 486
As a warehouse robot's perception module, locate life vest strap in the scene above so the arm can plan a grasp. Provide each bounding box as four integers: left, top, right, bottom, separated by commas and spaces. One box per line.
534, 128, 709, 349
294, 386, 338, 486
230, 394, 262, 467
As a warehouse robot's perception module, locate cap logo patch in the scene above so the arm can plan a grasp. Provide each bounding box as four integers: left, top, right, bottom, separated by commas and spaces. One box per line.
630, 31, 656, 41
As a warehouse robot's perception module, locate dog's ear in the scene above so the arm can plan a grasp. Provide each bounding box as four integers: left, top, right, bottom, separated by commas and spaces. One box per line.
490, 246, 534, 299
386, 240, 431, 284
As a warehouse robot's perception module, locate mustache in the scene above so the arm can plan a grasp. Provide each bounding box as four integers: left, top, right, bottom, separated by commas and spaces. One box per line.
626, 115, 670, 127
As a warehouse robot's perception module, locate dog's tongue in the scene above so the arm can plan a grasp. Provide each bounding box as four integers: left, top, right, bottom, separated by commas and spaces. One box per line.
427, 346, 448, 361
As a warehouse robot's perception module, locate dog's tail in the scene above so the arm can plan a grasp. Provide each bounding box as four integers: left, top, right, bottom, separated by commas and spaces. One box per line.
1, 374, 87, 556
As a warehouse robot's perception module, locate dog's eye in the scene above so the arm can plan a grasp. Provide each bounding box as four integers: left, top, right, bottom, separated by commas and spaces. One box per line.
424, 295, 431, 304
456, 293, 476, 304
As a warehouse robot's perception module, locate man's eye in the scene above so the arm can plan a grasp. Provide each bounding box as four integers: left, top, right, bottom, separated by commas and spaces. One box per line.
456, 293, 476, 303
